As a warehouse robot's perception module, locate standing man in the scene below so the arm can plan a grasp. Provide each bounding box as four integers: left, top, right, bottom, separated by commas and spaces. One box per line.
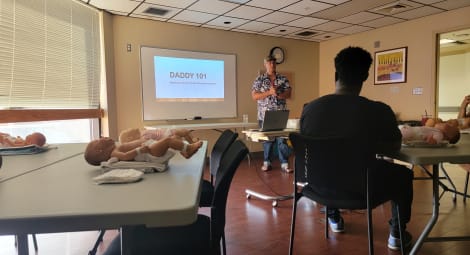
252, 55, 292, 172
300, 47, 413, 250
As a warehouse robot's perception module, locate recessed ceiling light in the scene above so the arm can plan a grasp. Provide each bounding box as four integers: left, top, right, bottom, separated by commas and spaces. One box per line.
224, 21, 232, 24
279, 29, 286, 32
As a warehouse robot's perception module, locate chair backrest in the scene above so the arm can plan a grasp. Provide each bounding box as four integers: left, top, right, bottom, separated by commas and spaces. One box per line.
210, 129, 239, 178
0, 155, 2, 168
210, 140, 248, 247
289, 132, 375, 209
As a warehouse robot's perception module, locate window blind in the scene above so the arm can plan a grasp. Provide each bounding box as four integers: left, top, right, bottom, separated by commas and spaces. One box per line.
0, 0, 101, 109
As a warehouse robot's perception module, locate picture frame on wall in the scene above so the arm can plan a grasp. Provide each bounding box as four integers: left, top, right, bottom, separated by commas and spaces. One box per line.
374, 47, 407, 84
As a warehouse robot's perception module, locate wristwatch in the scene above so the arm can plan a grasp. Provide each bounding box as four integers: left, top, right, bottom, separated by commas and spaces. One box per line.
270, 47, 285, 64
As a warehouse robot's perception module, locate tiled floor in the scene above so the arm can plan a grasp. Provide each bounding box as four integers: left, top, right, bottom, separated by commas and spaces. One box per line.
1, 156, 469, 255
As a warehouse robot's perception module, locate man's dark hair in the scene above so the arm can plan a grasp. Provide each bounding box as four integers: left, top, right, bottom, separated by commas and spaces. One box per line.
334, 46, 372, 86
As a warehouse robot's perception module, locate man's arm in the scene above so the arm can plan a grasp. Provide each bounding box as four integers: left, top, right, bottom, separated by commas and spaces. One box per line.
251, 87, 276, 100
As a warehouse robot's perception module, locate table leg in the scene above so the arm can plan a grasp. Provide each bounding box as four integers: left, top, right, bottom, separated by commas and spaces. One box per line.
16, 234, 29, 255
410, 164, 440, 255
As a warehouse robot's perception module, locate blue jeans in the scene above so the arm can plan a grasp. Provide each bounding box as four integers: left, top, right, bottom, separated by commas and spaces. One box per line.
259, 120, 290, 164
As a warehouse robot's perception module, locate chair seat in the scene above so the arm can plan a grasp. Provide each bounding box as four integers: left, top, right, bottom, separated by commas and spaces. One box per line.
302, 185, 390, 210
199, 180, 214, 207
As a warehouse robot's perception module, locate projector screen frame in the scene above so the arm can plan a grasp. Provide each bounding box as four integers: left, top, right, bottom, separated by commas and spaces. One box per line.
140, 46, 238, 121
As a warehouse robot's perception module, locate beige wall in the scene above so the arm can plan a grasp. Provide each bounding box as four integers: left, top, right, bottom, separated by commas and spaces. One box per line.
105, 15, 318, 151
318, 6, 470, 121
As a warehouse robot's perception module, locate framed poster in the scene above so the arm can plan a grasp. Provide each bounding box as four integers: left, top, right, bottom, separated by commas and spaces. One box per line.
374, 47, 407, 84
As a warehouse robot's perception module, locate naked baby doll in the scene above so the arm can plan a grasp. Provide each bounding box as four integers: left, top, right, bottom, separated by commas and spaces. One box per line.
400, 122, 460, 144
119, 128, 197, 144
84, 136, 203, 166
0, 132, 46, 147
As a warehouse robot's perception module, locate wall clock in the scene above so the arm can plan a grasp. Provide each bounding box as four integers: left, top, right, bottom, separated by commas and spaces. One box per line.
270, 46, 285, 64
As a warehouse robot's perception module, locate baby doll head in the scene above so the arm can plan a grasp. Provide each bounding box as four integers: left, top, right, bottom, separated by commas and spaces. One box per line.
434, 123, 460, 144
84, 137, 116, 166
119, 128, 141, 144
25, 132, 46, 146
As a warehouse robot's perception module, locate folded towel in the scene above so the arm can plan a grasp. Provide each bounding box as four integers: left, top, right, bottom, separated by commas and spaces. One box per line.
100, 150, 175, 173
93, 168, 144, 184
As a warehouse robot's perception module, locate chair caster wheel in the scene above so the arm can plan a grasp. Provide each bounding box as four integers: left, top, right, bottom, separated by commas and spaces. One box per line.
272, 200, 278, 207
246, 194, 251, 199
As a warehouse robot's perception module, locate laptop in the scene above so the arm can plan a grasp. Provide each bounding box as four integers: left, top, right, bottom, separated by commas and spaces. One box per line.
259, 110, 290, 131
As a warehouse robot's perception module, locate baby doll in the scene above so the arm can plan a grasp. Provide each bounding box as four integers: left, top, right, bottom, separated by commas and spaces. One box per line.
119, 128, 197, 144
84, 136, 203, 166
400, 122, 460, 144
0, 132, 46, 147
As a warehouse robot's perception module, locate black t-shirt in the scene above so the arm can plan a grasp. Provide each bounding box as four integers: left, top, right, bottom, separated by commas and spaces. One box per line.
300, 94, 401, 154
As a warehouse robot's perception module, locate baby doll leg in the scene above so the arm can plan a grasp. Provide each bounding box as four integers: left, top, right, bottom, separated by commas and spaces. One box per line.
172, 128, 197, 143
148, 137, 202, 158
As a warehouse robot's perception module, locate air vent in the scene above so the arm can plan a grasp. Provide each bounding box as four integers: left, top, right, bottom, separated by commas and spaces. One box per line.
144, 7, 169, 16
372, 1, 415, 15
296, 31, 316, 37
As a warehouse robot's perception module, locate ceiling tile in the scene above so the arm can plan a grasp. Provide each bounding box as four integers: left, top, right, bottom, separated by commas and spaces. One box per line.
413, 0, 442, 3
170, 10, 218, 24
246, 0, 299, 10
334, 25, 373, 34
236, 21, 277, 32
320, 0, 350, 4
432, 0, 470, 10
280, 0, 333, 15
311, 21, 351, 31
205, 16, 249, 29
144, 0, 197, 9
285, 16, 329, 28
256, 11, 301, 25
89, 0, 140, 14
188, 0, 239, 14
360, 16, 404, 28
225, 5, 273, 20
167, 19, 202, 26
263, 25, 303, 35
337, 11, 383, 24
392, 6, 444, 20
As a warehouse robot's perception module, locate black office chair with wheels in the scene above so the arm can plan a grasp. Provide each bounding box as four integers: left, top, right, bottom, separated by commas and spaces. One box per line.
288, 133, 405, 255
102, 140, 249, 255
199, 129, 238, 207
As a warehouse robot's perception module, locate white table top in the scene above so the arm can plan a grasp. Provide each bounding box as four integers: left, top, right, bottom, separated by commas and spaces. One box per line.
145, 121, 258, 131
0, 141, 207, 235
0, 143, 86, 182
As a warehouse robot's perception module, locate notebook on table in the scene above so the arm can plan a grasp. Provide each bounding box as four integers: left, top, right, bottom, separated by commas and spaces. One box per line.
260, 110, 290, 132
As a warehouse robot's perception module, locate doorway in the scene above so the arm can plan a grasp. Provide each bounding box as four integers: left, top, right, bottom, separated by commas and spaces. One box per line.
436, 28, 470, 120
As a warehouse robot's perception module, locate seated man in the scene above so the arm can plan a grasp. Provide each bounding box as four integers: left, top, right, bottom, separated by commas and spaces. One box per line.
301, 46, 413, 251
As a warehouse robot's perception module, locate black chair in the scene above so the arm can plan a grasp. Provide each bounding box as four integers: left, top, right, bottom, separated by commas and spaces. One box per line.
199, 129, 238, 207
103, 140, 248, 255
288, 133, 405, 255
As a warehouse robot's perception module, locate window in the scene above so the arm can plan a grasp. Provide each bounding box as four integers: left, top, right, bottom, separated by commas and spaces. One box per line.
0, 0, 102, 142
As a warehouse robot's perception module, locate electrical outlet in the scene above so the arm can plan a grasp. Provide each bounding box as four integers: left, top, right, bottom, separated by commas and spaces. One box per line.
412, 87, 423, 95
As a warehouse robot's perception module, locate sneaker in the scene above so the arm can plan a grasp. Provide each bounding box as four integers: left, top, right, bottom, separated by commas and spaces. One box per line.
388, 231, 412, 250
261, 162, 272, 171
281, 163, 293, 173
327, 216, 345, 233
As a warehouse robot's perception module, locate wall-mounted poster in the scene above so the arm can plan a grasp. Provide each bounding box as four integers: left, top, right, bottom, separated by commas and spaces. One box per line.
374, 47, 407, 85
